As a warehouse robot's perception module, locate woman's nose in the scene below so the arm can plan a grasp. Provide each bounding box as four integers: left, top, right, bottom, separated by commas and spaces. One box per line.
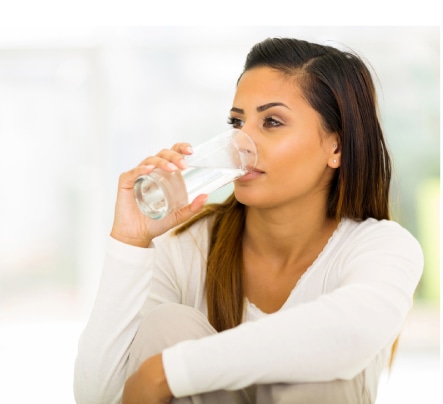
234, 128, 259, 169
238, 123, 259, 143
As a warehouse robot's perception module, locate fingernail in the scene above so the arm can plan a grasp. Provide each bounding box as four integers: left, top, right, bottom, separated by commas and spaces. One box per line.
145, 164, 155, 170
180, 159, 189, 168
186, 146, 193, 154
166, 162, 178, 171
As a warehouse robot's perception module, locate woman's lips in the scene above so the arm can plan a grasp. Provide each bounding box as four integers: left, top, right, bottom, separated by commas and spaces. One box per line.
238, 167, 265, 181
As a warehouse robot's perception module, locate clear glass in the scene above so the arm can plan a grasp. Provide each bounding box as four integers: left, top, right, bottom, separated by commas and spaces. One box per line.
133, 129, 258, 219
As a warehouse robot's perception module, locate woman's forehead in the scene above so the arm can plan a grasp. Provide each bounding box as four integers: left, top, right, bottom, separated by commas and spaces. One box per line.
233, 67, 305, 108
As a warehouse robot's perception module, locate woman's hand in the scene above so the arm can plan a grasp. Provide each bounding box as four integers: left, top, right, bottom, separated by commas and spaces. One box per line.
110, 143, 208, 247
122, 354, 173, 404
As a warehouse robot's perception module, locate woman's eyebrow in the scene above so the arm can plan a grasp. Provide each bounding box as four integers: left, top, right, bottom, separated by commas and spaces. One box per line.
257, 102, 290, 112
230, 102, 290, 114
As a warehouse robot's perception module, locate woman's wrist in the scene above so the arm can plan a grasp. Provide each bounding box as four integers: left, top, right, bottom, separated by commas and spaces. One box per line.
140, 354, 173, 399
123, 354, 173, 403
109, 230, 152, 248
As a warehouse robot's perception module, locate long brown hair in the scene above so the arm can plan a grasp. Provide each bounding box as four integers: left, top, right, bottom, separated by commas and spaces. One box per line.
176, 38, 392, 337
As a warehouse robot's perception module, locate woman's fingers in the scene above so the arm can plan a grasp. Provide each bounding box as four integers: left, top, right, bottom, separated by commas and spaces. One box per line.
164, 194, 208, 227
118, 165, 156, 190
138, 143, 193, 171
171, 142, 193, 155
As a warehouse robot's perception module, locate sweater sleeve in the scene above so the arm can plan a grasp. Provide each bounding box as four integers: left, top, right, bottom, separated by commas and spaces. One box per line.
162, 221, 424, 397
73, 237, 155, 404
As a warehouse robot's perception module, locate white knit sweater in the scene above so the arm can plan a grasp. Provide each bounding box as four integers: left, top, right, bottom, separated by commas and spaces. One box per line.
74, 217, 423, 403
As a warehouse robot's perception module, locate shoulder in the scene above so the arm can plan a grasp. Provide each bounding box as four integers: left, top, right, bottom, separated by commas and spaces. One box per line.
337, 217, 424, 275
341, 217, 421, 247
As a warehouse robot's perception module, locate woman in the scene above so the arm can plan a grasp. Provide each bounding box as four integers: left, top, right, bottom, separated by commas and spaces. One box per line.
74, 38, 423, 403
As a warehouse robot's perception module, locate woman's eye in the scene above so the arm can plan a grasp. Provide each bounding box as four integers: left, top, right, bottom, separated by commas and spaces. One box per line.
227, 117, 243, 128
263, 116, 282, 128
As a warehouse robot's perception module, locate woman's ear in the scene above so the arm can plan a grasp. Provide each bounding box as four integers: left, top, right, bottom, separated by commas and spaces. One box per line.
327, 135, 341, 168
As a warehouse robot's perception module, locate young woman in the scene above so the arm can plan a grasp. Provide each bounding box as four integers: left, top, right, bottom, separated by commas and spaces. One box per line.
74, 38, 423, 404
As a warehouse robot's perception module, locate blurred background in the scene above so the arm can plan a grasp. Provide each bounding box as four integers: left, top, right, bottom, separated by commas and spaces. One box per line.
0, 26, 439, 403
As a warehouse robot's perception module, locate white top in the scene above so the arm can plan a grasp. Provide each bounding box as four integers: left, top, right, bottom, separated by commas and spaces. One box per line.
74, 217, 423, 403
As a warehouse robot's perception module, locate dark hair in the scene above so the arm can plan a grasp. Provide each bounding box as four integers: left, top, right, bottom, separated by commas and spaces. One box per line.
177, 37, 392, 332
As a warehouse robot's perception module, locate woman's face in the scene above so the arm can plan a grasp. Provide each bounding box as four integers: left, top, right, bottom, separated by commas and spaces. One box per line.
230, 66, 340, 212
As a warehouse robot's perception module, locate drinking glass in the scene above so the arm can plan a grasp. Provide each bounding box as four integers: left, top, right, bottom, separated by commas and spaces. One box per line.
133, 129, 257, 219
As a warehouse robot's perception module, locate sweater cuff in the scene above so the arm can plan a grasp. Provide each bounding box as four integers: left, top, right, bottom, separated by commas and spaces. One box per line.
162, 345, 194, 398
106, 235, 155, 267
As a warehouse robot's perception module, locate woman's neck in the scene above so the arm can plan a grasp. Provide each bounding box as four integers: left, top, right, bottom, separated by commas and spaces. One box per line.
243, 204, 339, 265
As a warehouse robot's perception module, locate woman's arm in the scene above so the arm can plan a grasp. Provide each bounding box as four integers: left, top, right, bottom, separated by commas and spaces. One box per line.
73, 237, 155, 404
122, 354, 172, 404
74, 142, 207, 403
161, 221, 424, 397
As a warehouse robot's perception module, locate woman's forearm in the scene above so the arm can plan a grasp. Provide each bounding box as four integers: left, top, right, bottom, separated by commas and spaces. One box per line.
74, 237, 154, 404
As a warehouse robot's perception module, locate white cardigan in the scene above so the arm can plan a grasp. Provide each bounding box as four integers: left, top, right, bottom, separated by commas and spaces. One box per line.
74, 217, 423, 403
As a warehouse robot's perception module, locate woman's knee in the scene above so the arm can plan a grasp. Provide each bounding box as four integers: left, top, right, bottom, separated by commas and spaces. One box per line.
126, 303, 215, 377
